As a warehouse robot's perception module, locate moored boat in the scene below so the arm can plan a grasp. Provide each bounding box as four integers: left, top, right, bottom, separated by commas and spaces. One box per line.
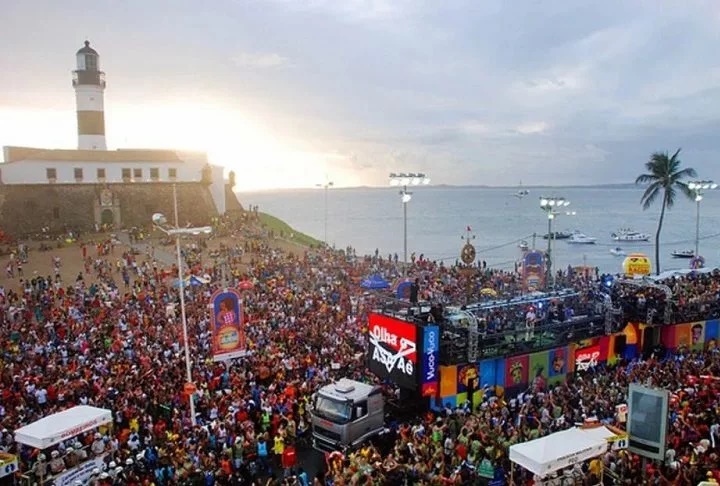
610, 247, 625, 256
611, 229, 650, 242
542, 231, 572, 240
567, 231, 597, 244
671, 249, 694, 258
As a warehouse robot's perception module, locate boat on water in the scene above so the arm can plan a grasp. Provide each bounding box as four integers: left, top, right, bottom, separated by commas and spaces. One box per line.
671, 249, 695, 259
611, 228, 650, 242
610, 247, 625, 256
518, 240, 529, 251
513, 181, 529, 199
567, 231, 597, 245
542, 231, 572, 240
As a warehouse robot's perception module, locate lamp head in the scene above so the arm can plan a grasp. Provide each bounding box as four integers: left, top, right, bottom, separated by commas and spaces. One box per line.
191, 226, 213, 236
152, 213, 167, 226
401, 193, 412, 203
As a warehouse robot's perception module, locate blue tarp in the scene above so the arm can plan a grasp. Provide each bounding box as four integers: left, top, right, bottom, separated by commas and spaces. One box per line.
173, 276, 208, 288
360, 274, 390, 290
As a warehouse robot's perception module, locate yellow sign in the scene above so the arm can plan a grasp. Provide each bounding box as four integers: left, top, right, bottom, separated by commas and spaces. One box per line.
607, 434, 629, 450
0, 452, 18, 478
623, 253, 651, 277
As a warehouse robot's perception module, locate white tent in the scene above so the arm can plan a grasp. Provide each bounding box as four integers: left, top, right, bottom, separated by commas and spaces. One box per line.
509, 428, 609, 478
14, 406, 112, 449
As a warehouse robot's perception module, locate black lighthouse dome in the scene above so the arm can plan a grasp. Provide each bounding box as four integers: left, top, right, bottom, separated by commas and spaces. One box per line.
76, 40, 98, 56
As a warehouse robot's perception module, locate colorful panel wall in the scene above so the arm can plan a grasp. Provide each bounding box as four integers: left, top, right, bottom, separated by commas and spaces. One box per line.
433, 319, 718, 408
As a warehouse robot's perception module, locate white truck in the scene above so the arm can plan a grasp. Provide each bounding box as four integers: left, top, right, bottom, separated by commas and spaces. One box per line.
310, 378, 385, 452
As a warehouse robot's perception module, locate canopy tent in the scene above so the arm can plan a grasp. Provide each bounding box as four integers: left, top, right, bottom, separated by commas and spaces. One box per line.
360, 274, 390, 290
509, 427, 609, 478
14, 406, 112, 449
394, 278, 412, 299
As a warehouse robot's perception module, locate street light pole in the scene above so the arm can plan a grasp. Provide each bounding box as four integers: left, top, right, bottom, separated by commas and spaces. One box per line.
172, 184, 196, 426
688, 180, 717, 256
540, 197, 570, 289
152, 184, 212, 427
389, 173, 430, 276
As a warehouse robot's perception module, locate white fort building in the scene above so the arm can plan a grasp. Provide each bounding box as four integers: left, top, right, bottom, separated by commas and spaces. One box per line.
0, 41, 236, 235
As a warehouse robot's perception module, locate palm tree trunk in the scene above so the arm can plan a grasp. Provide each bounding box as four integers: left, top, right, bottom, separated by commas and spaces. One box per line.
655, 196, 667, 275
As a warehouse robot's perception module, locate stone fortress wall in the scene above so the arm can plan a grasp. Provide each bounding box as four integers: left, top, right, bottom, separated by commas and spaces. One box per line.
0, 182, 221, 237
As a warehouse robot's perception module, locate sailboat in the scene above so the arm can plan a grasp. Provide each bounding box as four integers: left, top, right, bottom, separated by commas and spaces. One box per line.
514, 181, 530, 199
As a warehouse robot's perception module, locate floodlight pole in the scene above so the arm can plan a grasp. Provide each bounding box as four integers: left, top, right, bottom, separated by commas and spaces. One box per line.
403, 185, 408, 276
688, 181, 717, 257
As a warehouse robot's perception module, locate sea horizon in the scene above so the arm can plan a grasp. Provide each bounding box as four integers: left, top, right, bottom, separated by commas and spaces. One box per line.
237, 182, 639, 193
238, 185, 720, 276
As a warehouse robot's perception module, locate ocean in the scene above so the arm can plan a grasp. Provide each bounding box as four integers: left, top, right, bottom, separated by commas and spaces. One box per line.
238, 186, 720, 275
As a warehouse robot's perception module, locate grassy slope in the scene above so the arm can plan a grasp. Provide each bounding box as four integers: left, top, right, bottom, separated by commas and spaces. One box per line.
257, 212, 322, 248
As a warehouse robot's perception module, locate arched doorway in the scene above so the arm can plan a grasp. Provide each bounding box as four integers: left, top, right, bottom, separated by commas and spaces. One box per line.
101, 209, 114, 225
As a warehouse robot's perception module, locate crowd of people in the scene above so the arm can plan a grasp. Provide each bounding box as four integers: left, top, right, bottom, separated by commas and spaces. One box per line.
0, 213, 719, 485
325, 345, 720, 485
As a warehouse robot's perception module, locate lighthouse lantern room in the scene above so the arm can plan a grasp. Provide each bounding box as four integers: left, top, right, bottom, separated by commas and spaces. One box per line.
72, 41, 107, 150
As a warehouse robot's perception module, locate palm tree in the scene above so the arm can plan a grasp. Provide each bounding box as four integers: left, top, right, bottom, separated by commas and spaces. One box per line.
635, 148, 697, 275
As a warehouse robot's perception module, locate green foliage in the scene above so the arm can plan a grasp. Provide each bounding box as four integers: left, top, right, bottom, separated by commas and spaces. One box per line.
635, 148, 697, 274
257, 212, 322, 248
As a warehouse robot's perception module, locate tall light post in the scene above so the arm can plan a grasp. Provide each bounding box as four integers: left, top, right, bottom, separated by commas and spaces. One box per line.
540, 196, 570, 289
688, 180, 717, 256
152, 184, 212, 427
315, 179, 334, 246
389, 172, 430, 276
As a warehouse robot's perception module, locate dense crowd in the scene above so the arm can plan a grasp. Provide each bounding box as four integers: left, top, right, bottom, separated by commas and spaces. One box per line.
323, 347, 720, 485
0, 215, 720, 485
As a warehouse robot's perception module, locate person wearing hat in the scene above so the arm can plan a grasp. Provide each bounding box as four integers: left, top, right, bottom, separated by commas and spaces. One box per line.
91, 433, 105, 456
49, 449, 66, 474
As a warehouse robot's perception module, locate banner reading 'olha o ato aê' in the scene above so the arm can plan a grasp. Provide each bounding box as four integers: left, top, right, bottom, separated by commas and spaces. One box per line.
211, 288, 247, 361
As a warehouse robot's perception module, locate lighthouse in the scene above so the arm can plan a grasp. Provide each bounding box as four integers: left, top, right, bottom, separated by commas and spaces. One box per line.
72, 41, 106, 150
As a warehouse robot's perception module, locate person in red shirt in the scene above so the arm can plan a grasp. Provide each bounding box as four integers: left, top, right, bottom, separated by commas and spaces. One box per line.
281, 444, 297, 475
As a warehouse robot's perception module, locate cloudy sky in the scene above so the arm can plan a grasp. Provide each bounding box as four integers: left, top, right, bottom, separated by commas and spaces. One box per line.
2, 0, 720, 189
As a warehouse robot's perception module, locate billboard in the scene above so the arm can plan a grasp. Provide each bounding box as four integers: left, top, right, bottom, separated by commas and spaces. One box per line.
627, 383, 669, 461
575, 345, 601, 371
368, 313, 418, 389
421, 325, 440, 396
211, 288, 247, 361
522, 251, 545, 291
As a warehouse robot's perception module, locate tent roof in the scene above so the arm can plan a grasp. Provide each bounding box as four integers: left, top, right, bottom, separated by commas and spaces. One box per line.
14, 406, 112, 449
360, 274, 390, 289
509, 427, 609, 477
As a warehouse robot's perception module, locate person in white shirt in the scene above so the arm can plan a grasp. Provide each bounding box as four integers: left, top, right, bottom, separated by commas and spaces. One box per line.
525, 307, 537, 340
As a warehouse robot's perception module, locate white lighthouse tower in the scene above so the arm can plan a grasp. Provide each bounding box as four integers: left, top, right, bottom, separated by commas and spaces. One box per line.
72, 41, 107, 150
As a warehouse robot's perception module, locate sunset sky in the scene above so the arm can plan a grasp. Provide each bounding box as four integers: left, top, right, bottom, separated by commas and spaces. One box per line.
2, 0, 720, 190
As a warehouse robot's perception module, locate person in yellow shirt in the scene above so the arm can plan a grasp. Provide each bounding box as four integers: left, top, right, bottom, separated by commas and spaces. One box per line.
589, 457, 603, 478
273, 434, 285, 457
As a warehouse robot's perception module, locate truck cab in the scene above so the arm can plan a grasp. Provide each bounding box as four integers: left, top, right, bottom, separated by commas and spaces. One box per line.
311, 378, 384, 452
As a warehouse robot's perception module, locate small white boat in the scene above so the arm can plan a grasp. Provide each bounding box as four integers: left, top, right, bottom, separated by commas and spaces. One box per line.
567, 231, 597, 245
518, 240, 529, 251
610, 247, 625, 256
611, 229, 650, 242
513, 181, 529, 199
671, 249, 694, 259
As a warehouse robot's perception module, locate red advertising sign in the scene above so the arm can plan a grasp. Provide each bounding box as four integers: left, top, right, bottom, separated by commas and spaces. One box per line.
367, 313, 418, 389
575, 345, 601, 371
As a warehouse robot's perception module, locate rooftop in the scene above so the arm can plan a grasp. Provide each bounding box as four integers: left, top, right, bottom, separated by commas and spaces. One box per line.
1, 146, 208, 163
